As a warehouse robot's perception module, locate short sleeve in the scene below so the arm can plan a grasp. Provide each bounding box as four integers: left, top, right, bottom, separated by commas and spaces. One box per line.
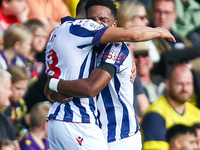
97, 42, 130, 73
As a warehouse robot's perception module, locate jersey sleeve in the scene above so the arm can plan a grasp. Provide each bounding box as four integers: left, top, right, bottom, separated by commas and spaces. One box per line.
141, 112, 169, 150
97, 42, 130, 73
69, 19, 109, 46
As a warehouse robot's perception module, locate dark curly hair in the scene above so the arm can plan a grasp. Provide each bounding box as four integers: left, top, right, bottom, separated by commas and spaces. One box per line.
85, 0, 118, 19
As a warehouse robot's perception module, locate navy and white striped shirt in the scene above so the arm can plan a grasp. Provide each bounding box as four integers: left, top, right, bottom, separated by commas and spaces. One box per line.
45, 16, 108, 124
97, 42, 140, 143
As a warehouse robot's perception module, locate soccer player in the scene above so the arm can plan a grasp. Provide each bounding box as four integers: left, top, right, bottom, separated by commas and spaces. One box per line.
44, 0, 175, 149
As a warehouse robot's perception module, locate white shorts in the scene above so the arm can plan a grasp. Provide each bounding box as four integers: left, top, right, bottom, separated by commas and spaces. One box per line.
47, 119, 108, 150
108, 131, 142, 150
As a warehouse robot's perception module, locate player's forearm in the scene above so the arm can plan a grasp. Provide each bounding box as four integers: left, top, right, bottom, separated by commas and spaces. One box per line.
100, 26, 175, 44
56, 68, 112, 98
57, 79, 95, 98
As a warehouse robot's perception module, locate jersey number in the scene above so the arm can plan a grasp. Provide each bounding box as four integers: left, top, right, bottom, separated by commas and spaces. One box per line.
46, 49, 61, 78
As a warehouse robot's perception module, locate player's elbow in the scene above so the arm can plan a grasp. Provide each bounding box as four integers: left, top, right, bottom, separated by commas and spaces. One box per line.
84, 85, 100, 98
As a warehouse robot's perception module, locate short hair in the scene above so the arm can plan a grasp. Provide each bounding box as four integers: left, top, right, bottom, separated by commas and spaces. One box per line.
24, 19, 47, 33
0, 139, 17, 150
151, 0, 175, 9
76, 0, 89, 17
116, 1, 145, 27
166, 64, 192, 80
193, 123, 200, 129
3, 23, 32, 49
85, 0, 118, 19
166, 124, 196, 143
0, 69, 11, 87
30, 102, 51, 128
7, 65, 30, 84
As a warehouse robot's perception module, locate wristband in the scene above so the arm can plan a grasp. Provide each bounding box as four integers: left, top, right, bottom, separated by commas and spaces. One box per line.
49, 78, 60, 92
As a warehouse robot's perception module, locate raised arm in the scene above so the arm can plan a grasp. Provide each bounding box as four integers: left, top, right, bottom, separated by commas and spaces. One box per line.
100, 26, 176, 44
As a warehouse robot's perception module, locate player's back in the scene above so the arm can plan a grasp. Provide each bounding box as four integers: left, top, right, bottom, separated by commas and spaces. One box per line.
46, 20, 95, 80
45, 16, 108, 124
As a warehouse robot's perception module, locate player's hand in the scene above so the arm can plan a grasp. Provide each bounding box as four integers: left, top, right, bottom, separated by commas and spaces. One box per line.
157, 27, 176, 42
50, 92, 73, 103
130, 60, 137, 83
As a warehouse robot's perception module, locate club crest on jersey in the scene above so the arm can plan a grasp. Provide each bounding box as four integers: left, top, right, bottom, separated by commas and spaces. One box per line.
76, 136, 83, 146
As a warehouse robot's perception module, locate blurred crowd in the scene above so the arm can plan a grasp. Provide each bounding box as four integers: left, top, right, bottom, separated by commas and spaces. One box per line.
0, 0, 200, 150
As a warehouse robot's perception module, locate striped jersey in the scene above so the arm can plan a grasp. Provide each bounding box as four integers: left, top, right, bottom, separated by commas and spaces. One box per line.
45, 16, 108, 124
0, 51, 25, 70
96, 42, 140, 143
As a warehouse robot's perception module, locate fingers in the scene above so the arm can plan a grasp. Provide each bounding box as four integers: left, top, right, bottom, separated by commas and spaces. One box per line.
131, 61, 137, 83
130, 71, 136, 83
50, 92, 72, 103
157, 27, 176, 43
168, 36, 176, 43
130, 75, 136, 83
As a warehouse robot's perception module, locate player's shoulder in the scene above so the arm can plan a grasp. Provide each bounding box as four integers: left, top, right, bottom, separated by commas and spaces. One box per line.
72, 19, 105, 31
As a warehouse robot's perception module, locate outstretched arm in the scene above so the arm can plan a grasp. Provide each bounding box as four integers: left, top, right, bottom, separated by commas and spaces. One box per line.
100, 26, 176, 44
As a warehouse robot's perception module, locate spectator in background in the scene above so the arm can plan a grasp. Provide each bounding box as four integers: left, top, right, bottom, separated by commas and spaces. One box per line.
24, 19, 48, 85
0, 69, 20, 149
0, 0, 28, 44
25, 0, 71, 35
19, 102, 51, 150
193, 123, 200, 150
141, 64, 200, 150
149, 0, 200, 74
0, 65, 30, 137
172, 0, 200, 38
166, 124, 198, 150
153, 46, 200, 108
0, 139, 17, 150
133, 42, 165, 104
23, 72, 48, 112
116, 1, 161, 63
132, 74, 150, 124
187, 26, 200, 47
149, 0, 192, 51
0, 23, 32, 70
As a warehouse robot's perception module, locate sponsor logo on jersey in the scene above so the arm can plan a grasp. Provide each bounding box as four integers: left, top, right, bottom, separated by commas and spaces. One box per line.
76, 136, 83, 146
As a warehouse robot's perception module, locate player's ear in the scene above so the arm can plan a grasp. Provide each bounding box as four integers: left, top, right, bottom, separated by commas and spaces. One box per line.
112, 20, 117, 27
